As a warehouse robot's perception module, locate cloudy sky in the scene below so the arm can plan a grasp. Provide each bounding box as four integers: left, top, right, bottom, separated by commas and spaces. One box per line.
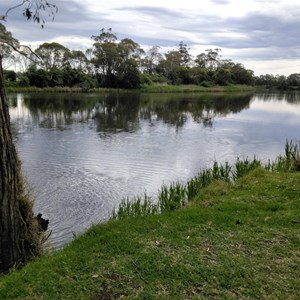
1, 0, 300, 75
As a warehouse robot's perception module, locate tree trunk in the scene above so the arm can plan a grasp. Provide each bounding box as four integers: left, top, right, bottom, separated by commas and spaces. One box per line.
0, 57, 24, 272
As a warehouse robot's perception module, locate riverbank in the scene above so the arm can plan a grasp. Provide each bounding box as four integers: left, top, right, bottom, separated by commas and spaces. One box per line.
5, 84, 256, 94
0, 144, 299, 299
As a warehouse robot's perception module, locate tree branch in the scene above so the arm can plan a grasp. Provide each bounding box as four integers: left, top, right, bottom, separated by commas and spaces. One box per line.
0, 38, 41, 63
0, 0, 27, 21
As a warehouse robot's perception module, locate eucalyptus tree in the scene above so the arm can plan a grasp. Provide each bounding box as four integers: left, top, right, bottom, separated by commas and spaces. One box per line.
91, 28, 143, 88
0, 0, 57, 273
156, 50, 183, 84
116, 38, 144, 88
64, 49, 89, 71
91, 28, 118, 86
141, 45, 163, 75
178, 41, 191, 67
34, 42, 70, 70
156, 42, 192, 84
118, 38, 144, 60
195, 48, 222, 70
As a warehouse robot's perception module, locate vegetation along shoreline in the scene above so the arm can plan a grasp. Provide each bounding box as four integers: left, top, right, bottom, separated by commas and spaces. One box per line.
5, 84, 256, 94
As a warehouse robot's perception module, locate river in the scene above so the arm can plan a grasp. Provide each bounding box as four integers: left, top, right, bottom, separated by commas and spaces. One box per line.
8, 91, 300, 249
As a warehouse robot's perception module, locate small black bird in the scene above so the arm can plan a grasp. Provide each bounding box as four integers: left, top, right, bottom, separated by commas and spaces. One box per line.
36, 213, 49, 231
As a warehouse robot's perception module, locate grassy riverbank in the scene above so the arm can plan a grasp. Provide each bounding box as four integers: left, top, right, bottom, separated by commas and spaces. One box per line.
5, 84, 256, 94
140, 84, 256, 93
0, 145, 299, 299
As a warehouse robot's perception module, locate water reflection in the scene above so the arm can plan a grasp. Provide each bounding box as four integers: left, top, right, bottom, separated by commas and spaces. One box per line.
10, 92, 253, 134
7, 91, 300, 249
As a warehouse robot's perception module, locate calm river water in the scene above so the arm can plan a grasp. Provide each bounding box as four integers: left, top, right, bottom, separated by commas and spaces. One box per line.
8, 91, 300, 249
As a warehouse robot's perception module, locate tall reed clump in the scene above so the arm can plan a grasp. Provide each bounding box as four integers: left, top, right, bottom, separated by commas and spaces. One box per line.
233, 157, 261, 180
111, 194, 158, 220
110, 140, 300, 221
266, 140, 300, 171
285, 139, 300, 171
158, 182, 187, 211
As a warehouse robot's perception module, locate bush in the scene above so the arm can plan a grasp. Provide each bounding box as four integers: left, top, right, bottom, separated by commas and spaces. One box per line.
200, 81, 214, 87
17, 75, 30, 87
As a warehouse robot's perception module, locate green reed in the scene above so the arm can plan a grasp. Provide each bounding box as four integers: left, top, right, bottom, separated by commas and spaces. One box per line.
233, 156, 261, 180
110, 140, 300, 221
158, 182, 187, 212
111, 194, 158, 220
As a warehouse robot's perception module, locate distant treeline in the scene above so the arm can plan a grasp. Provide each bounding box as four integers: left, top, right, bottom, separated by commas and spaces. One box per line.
2, 28, 299, 90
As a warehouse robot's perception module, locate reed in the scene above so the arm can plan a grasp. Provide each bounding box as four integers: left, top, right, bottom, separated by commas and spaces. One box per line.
111, 194, 158, 220
285, 139, 300, 171
265, 140, 300, 171
158, 182, 187, 212
233, 157, 261, 179
110, 141, 300, 221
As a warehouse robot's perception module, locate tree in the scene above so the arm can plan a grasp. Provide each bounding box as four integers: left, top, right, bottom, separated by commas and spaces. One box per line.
34, 42, 70, 70
91, 29, 143, 88
0, 0, 57, 273
157, 50, 183, 84
141, 45, 162, 75
91, 28, 119, 86
195, 48, 222, 71
178, 41, 191, 67
64, 50, 89, 71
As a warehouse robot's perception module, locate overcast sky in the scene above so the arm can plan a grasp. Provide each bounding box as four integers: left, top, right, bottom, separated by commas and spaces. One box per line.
1, 0, 300, 75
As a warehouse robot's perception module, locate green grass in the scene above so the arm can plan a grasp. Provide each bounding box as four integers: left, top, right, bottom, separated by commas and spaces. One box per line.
140, 84, 256, 93
5, 86, 120, 93
6, 84, 256, 94
0, 143, 300, 299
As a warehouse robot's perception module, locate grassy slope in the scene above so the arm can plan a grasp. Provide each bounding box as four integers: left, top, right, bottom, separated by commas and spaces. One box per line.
0, 168, 299, 299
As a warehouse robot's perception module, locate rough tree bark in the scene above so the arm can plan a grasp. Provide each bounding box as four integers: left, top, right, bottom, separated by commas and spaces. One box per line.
0, 0, 56, 273
0, 55, 24, 271
0, 1, 56, 273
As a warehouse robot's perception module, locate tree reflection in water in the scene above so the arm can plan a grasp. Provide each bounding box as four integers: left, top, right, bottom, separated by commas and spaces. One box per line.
10, 91, 256, 135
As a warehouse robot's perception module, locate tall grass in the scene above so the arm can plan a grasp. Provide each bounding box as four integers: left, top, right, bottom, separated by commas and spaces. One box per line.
140, 84, 255, 94
266, 140, 300, 171
110, 140, 300, 221
233, 156, 261, 179
111, 194, 158, 220
6, 86, 116, 94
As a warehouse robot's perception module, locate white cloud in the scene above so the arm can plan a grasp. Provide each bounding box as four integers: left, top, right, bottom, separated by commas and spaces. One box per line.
1, 0, 300, 75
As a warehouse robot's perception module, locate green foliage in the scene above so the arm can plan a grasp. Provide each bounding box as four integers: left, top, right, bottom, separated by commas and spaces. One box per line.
200, 80, 214, 87
3, 70, 16, 81
2, 24, 258, 90
3, 24, 300, 90
17, 75, 30, 87
255, 73, 300, 90
26, 65, 96, 90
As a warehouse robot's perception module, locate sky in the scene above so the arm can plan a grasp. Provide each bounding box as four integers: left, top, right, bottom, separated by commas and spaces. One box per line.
1, 0, 300, 76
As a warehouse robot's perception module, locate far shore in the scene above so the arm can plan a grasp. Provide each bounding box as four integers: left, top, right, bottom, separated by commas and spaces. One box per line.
5, 84, 256, 94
